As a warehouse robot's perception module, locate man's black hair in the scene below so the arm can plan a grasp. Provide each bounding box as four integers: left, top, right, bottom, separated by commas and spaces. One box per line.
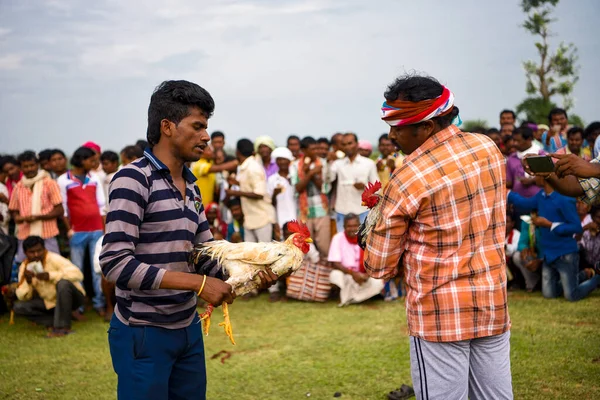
343, 132, 358, 143
0, 155, 18, 171
70, 146, 96, 168
343, 213, 360, 225
146, 80, 215, 147
317, 137, 330, 145
548, 107, 567, 123
566, 126, 584, 139
287, 135, 300, 143
121, 145, 144, 161
300, 136, 317, 149
583, 122, 600, 140
378, 133, 390, 143
211, 131, 225, 140
100, 150, 119, 163
23, 235, 45, 252
17, 150, 38, 165
236, 139, 254, 158
38, 149, 53, 162
135, 139, 148, 150
513, 126, 533, 141
500, 109, 516, 120
486, 128, 500, 135
226, 197, 242, 209
50, 149, 66, 158
384, 74, 460, 128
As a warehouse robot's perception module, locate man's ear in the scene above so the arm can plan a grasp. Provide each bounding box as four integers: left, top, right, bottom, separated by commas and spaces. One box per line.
160, 119, 174, 139
418, 120, 436, 137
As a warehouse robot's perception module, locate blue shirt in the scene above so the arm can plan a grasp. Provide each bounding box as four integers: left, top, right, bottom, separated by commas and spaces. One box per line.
508, 190, 582, 263
100, 149, 212, 329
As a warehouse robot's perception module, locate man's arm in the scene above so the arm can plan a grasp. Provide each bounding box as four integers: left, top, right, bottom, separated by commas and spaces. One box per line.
47, 253, 84, 283
208, 160, 238, 173
551, 198, 583, 237
507, 191, 538, 214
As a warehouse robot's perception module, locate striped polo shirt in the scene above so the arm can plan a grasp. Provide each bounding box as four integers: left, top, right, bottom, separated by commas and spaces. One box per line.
100, 149, 212, 329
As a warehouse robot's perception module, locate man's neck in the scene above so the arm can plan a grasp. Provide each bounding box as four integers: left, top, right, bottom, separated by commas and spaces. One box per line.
543, 182, 554, 195
71, 167, 86, 176
238, 155, 248, 164
348, 153, 357, 162
278, 169, 288, 177
261, 155, 271, 165
152, 144, 184, 179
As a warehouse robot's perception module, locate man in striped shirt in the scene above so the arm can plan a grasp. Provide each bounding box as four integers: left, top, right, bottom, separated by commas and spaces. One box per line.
364, 74, 512, 399
100, 80, 275, 400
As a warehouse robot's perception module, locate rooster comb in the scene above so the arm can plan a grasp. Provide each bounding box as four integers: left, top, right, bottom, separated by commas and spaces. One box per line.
288, 220, 310, 238
361, 181, 382, 202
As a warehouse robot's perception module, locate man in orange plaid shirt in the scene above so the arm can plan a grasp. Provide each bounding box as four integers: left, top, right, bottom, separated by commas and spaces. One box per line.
365, 74, 512, 400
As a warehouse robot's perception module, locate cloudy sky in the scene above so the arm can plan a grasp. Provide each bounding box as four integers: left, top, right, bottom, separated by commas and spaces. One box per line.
1, 0, 599, 155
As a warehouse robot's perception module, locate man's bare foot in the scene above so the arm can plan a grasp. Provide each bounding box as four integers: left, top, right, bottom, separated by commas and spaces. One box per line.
95, 308, 106, 318
46, 328, 73, 338
71, 310, 87, 322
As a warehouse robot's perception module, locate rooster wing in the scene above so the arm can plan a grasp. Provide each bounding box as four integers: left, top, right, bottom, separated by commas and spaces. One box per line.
358, 199, 383, 250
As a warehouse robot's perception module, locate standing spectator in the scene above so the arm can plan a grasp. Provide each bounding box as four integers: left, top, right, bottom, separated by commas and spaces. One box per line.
358, 140, 373, 158
499, 109, 516, 127
328, 214, 384, 306
486, 129, 503, 151
316, 137, 330, 159
120, 145, 144, 166
58, 146, 106, 315
135, 139, 148, 151
541, 108, 569, 153
0, 169, 9, 235
584, 121, 600, 158
329, 133, 378, 232
0, 156, 23, 199
226, 198, 245, 243
191, 145, 238, 207
287, 135, 301, 160
9, 151, 63, 263
376, 134, 397, 188
509, 176, 599, 301
100, 151, 120, 211
329, 132, 345, 161
12, 236, 85, 337
291, 137, 331, 257
554, 127, 592, 161
506, 126, 544, 198
82, 141, 105, 179
267, 147, 297, 230
500, 123, 515, 139
38, 149, 53, 174
210, 131, 235, 161
226, 139, 276, 243
254, 136, 278, 179
49, 149, 68, 178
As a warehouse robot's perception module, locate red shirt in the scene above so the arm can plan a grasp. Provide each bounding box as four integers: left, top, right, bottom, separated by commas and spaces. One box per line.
57, 171, 105, 232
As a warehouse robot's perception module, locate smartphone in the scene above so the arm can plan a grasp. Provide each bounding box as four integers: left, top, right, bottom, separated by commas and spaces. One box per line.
525, 156, 555, 174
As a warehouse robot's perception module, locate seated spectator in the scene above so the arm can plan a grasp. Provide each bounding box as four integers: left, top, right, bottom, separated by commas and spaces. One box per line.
554, 127, 592, 161
120, 145, 144, 166
513, 215, 542, 292
205, 202, 227, 240
328, 214, 384, 306
358, 140, 373, 158
580, 206, 600, 270
509, 176, 600, 301
285, 221, 332, 302
505, 213, 522, 287
226, 198, 245, 243
267, 147, 297, 230
575, 200, 592, 246
13, 236, 85, 337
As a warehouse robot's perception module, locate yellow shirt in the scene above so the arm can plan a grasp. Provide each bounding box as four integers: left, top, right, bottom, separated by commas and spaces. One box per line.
237, 156, 276, 230
16, 251, 85, 309
191, 159, 216, 207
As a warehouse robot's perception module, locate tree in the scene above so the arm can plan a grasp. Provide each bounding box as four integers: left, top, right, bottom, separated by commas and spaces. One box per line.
516, 0, 579, 122
461, 119, 489, 133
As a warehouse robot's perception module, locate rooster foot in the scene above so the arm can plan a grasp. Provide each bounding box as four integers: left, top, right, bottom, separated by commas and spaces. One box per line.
218, 302, 236, 345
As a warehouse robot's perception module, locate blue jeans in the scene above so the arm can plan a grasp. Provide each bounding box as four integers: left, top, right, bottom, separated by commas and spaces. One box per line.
70, 230, 105, 310
542, 252, 600, 302
336, 211, 368, 233
108, 314, 207, 400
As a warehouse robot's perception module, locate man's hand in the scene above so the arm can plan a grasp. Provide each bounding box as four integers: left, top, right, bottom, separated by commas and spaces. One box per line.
273, 187, 283, 197
521, 154, 551, 178
256, 268, 278, 290
351, 271, 369, 285
386, 158, 396, 172
200, 276, 236, 306
67, 229, 75, 239
36, 272, 50, 281
0, 193, 8, 204
23, 269, 35, 284
552, 153, 600, 179
519, 176, 536, 187
531, 216, 552, 229
583, 222, 599, 232
309, 165, 322, 177
353, 182, 366, 191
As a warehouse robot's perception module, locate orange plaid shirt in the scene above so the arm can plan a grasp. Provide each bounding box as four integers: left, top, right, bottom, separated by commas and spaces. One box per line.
8, 177, 62, 240
364, 125, 510, 342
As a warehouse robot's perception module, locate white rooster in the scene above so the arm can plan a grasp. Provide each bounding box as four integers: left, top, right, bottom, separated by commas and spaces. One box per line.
357, 181, 383, 250
190, 220, 313, 344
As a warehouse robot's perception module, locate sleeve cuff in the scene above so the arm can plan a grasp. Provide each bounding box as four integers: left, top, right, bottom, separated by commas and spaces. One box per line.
151, 267, 167, 290
551, 222, 563, 231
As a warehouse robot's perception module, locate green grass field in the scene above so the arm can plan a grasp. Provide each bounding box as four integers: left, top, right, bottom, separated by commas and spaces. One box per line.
1, 291, 599, 400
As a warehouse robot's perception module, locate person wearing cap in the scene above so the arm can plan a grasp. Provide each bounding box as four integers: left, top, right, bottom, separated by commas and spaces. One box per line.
254, 135, 278, 179
357, 140, 373, 158
267, 147, 297, 230
364, 74, 512, 399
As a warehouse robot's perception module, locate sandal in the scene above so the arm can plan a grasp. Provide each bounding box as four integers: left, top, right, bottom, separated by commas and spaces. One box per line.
387, 384, 415, 400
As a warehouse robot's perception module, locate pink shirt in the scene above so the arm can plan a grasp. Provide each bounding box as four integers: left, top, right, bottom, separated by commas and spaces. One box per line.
327, 232, 361, 272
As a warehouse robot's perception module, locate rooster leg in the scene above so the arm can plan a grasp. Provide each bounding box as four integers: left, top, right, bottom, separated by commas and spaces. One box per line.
199, 304, 214, 336
9, 310, 14, 325
218, 303, 236, 345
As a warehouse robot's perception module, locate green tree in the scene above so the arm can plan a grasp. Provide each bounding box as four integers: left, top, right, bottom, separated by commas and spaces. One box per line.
516, 0, 579, 122
461, 119, 489, 133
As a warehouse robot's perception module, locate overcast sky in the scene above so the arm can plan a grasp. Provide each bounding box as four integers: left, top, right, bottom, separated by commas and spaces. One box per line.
1, 0, 599, 155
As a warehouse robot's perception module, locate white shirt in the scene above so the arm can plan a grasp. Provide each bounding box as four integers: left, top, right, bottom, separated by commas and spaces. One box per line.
267, 173, 297, 228
505, 229, 521, 257
0, 183, 9, 235
329, 155, 379, 215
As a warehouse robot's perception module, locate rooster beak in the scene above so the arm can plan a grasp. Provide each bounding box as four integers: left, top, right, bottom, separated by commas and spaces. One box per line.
305, 238, 313, 243
361, 202, 366, 206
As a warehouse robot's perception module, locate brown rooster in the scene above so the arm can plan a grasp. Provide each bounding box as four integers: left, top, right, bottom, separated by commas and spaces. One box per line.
191, 220, 312, 344
1, 283, 18, 325
358, 181, 383, 250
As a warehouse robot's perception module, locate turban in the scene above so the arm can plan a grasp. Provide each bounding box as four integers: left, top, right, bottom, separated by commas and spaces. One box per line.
82, 141, 101, 153
381, 86, 455, 127
254, 136, 276, 152
358, 140, 373, 151
271, 147, 294, 161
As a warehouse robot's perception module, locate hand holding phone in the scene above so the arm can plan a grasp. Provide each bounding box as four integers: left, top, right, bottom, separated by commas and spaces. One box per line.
525, 156, 555, 174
